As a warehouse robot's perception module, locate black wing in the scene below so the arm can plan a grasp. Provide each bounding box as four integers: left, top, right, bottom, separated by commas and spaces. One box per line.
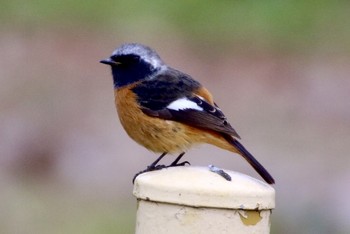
132, 68, 240, 139
131, 68, 201, 110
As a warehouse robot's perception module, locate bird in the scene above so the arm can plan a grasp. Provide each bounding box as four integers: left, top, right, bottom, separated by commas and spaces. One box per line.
100, 43, 275, 184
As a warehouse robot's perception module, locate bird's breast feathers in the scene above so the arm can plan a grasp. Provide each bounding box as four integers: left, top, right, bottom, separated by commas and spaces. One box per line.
115, 82, 240, 154
115, 87, 205, 153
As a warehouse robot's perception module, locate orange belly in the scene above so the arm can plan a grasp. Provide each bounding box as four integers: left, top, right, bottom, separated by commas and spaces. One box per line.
115, 87, 235, 154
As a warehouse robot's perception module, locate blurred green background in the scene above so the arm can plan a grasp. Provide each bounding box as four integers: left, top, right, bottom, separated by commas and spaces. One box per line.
1, 1, 350, 233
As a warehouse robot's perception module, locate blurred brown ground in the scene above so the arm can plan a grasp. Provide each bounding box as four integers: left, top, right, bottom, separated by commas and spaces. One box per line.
1, 16, 350, 234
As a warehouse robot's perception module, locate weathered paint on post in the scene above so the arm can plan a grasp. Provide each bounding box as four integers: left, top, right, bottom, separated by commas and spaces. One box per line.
133, 166, 275, 234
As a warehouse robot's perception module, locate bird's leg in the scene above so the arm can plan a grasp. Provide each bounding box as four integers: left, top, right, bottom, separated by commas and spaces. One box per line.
147, 152, 167, 169
133, 153, 167, 183
168, 152, 190, 167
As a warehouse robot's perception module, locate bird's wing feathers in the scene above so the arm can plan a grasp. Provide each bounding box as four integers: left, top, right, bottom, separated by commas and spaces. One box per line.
166, 96, 240, 138
133, 69, 240, 139
131, 68, 201, 110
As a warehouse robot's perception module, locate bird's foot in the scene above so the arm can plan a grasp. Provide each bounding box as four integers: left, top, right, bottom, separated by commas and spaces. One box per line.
132, 152, 190, 184
132, 161, 190, 184
132, 164, 166, 184
168, 161, 191, 167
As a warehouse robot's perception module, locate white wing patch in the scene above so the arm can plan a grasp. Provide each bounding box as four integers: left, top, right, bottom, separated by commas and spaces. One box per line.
167, 98, 203, 111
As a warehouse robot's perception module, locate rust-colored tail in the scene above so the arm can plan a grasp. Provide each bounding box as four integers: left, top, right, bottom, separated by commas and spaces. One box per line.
223, 134, 275, 184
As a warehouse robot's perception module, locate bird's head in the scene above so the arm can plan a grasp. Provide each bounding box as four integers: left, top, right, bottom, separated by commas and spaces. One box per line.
100, 43, 166, 88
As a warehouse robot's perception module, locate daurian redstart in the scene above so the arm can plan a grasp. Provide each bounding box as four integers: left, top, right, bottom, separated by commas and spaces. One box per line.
100, 43, 274, 184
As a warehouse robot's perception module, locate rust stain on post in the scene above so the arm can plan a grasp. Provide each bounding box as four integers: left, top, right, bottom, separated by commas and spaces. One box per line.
239, 210, 262, 226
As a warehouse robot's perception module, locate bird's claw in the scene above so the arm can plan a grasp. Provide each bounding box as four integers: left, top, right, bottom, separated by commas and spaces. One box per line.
132, 161, 191, 184
132, 164, 166, 184
170, 161, 190, 167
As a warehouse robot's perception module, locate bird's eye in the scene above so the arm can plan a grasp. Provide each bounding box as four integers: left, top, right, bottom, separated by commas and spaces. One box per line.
127, 55, 140, 62
117, 55, 140, 65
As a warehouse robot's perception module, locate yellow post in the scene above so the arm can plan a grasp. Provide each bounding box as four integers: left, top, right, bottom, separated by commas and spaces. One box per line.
133, 166, 275, 234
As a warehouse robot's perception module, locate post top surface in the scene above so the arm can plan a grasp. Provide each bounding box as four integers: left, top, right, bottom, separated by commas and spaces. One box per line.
133, 166, 275, 210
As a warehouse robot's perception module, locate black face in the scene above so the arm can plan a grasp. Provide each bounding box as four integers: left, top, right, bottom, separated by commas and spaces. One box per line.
107, 54, 156, 88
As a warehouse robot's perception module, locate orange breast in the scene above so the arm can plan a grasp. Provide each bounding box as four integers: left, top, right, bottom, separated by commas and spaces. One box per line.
115, 87, 199, 153
114, 86, 236, 155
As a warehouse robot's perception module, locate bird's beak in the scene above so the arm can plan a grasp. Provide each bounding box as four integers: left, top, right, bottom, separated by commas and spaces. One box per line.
100, 58, 118, 66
